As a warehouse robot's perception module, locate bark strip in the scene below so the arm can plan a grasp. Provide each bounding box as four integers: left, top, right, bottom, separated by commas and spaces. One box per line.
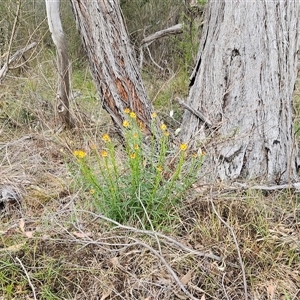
46, 0, 73, 128
141, 24, 183, 46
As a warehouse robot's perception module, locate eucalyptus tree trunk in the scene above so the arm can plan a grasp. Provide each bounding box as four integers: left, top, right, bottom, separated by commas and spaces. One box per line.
70, 0, 155, 135
45, 0, 74, 128
181, 0, 300, 183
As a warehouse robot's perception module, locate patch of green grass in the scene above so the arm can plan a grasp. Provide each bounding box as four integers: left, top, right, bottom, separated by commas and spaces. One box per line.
40, 287, 61, 300
0, 238, 101, 300
0, 239, 62, 299
153, 70, 189, 105
0, 259, 22, 299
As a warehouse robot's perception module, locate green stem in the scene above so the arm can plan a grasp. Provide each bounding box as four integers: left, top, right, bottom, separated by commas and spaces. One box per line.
162, 151, 185, 203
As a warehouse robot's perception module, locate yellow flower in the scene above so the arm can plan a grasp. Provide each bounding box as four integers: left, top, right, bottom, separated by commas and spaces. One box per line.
157, 165, 162, 172
102, 134, 111, 142
134, 144, 139, 150
151, 112, 157, 119
192, 153, 198, 158
123, 120, 130, 128
130, 112, 136, 119
160, 123, 167, 131
130, 153, 136, 159
124, 108, 130, 114
180, 143, 188, 151
164, 131, 170, 137
90, 189, 95, 195
101, 150, 108, 157
73, 150, 87, 159
133, 133, 139, 139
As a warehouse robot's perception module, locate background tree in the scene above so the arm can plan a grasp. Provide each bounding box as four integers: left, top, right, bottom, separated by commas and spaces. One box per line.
180, 0, 300, 183
121, 0, 186, 71
69, 0, 155, 135
46, 0, 73, 128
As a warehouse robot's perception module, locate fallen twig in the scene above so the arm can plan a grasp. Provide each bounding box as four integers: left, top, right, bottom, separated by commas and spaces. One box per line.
51, 216, 202, 300
209, 188, 248, 300
127, 236, 200, 300
139, 24, 183, 69
222, 273, 230, 300
233, 181, 300, 192
141, 24, 183, 46
78, 209, 222, 262
16, 256, 37, 300
137, 186, 163, 255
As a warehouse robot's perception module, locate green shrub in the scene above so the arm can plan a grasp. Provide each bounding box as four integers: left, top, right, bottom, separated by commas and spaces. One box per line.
73, 110, 204, 228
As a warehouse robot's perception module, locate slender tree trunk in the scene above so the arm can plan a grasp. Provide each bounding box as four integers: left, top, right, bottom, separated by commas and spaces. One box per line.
181, 0, 300, 183
46, 0, 74, 128
69, 0, 155, 135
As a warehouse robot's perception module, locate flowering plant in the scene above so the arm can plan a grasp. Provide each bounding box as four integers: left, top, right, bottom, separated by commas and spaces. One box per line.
73, 110, 204, 228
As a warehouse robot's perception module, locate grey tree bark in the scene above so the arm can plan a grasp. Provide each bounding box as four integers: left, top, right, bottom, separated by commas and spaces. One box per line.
181, 0, 300, 183
46, 0, 74, 128
69, 0, 155, 135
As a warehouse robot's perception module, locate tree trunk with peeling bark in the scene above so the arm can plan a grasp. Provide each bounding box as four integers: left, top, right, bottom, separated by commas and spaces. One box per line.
46, 0, 74, 128
181, 0, 300, 183
69, 0, 155, 135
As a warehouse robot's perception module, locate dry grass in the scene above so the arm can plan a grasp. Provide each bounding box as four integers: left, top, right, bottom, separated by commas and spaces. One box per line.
0, 52, 300, 300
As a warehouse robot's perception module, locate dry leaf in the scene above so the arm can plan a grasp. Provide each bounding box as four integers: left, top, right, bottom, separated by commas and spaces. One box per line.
110, 257, 119, 267
72, 231, 91, 238
157, 278, 171, 285
200, 295, 206, 300
24, 231, 34, 238
0, 243, 25, 252
100, 289, 112, 300
267, 283, 276, 300
19, 219, 35, 238
19, 218, 25, 233
42, 234, 51, 240
180, 270, 192, 285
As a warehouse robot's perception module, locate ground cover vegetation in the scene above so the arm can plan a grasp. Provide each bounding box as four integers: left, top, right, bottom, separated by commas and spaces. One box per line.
0, 0, 299, 299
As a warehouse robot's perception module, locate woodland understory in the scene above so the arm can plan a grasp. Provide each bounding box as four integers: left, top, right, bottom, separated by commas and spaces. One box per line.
0, 1, 299, 299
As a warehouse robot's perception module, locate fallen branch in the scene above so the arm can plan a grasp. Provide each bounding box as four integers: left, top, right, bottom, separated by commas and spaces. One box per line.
0, 42, 37, 83
233, 182, 300, 192
145, 44, 163, 70
78, 209, 222, 261
46, 231, 202, 300
128, 236, 200, 300
141, 23, 183, 46
139, 24, 183, 69
0, 135, 35, 151
51, 213, 211, 300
